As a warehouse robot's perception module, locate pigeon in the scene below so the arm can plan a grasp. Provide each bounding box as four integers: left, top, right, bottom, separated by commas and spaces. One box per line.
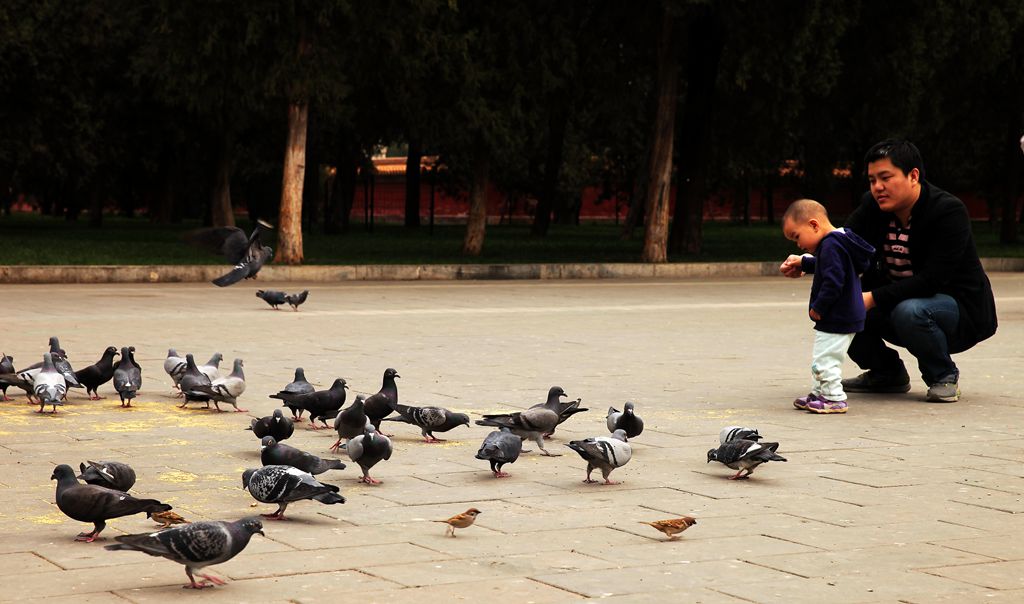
330, 395, 372, 452
475, 427, 523, 478
113, 346, 142, 408
433, 508, 481, 537
73, 346, 119, 400
178, 353, 213, 409
256, 290, 287, 310
51, 464, 171, 542
530, 386, 588, 435
46, 337, 82, 390
247, 409, 295, 442
363, 368, 400, 432
273, 367, 315, 420
198, 353, 224, 382
0, 363, 39, 402
185, 220, 274, 287
0, 353, 17, 401
78, 460, 137, 492
606, 401, 644, 438
475, 406, 561, 456
242, 465, 345, 520
640, 516, 697, 540
150, 510, 190, 528
382, 400, 470, 442
285, 290, 309, 311
34, 352, 67, 413
270, 377, 348, 430
163, 348, 187, 395
260, 436, 345, 475
706, 439, 787, 479
192, 358, 247, 412
47, 336, 67, 357
105, 517, 264, 589
719, 426, 763, 445
566, 429, 633, 485
346, 425, 393, 485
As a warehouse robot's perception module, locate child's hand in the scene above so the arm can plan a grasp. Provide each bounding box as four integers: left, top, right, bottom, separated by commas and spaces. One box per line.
809, 308, 822, 321
779, 255, 804, 278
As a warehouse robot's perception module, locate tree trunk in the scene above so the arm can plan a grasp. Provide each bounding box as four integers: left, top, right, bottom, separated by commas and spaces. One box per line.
533, 103, 570, 235
211, 132, 235, 227
405, 137, 422, 227
641, 11, 678, 263
668, 4, 723, 254
462, 147, 490, 256
275, 101, 308, 265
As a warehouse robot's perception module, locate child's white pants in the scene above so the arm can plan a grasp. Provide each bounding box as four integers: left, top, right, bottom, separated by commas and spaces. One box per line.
811, 331, 855, 401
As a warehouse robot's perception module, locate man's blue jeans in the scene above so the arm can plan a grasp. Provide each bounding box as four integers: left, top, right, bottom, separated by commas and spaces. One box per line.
847, 294, 960, 385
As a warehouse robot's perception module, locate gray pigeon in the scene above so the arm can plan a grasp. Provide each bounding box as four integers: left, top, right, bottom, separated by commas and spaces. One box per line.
51, 464, 171, 542
0, 353, 13, 400
476, 406, 561, 456
46, 337, 82, 390
330, 395, 372, 452
163, 348, 187, 397
104, 517, 264, 589
185, 221, 274, 287
475, 427, 523, 478
260, 436, 345, 475
78, 460, 137, 492
274, 367, 315, 420
113, 346, 142, 408
248, 409, 294, 442
34, 352, 67, 413
256, 290, 287, 310
192, 358, 247, 412
382, 400, 470, 442
242, 465, 345, 520
719, 426, 763, 445
363, 368, 400, 432
707, 439, 787, 479
198, 353, 223, 382
0, 363, 38, 402
566, 429, 633, 485
530, 386, 588, 435
606, 401, 644, 438
347, 426, 393, 485
178, 354, 213, 409
73, 346, 119, 400
285, 290, 309, 311
270, 378, 347, 430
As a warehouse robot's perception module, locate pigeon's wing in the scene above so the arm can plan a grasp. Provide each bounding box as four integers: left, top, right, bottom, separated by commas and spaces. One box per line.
184, 227, 249, 263
346, 435, 365, 461
212, 261, 254, 287
414, 407, 448, 428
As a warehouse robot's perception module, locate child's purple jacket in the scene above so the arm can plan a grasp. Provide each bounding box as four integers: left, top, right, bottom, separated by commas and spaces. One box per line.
799, 229, 876, 334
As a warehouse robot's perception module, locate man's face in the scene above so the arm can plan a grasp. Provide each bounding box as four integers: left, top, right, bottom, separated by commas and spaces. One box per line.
867, 158, 920, 215
783, 217, 825, 254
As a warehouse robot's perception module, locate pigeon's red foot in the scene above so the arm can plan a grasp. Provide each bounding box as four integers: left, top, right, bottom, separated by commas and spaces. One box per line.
260, 513, 289, 521
234, 408, 248, 413
583, 478, 598, 484
74, 532, 103, 543
493, 471, 510, 478
198, 574, 226, 586
602, 479, 621, 485
424, 437, 446, 443
359, 476, 382, 485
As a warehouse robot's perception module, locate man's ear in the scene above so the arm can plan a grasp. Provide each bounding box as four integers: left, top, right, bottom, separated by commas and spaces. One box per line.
908, 167, 920, 184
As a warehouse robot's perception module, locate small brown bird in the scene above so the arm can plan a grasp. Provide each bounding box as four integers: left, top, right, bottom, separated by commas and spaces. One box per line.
433, 508, 481, 537
640, 516, 697, 540
150, 510, 190, 529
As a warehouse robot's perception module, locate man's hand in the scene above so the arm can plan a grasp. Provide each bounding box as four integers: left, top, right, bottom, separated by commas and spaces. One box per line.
809, 308, 821, 321
780, 254, 805, 278
863, 291, 875, 311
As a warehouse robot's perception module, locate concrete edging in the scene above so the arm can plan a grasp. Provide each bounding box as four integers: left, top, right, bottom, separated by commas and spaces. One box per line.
0, 258, 1020, 284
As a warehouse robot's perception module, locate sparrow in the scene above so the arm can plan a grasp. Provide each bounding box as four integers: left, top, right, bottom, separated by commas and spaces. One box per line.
150, 510, 191, 529
640, 516, 697, 540
433, 508, 481, 537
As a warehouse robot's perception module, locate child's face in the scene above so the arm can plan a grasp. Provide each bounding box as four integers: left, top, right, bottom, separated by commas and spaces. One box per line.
783, 217, 826, 254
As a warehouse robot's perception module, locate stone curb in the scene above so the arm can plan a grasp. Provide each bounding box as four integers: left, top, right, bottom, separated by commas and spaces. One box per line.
0, 258, 1021, 284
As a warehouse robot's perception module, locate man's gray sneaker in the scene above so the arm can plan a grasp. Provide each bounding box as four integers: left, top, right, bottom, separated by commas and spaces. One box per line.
841, 369, 911, 393
926, 381, 960, 403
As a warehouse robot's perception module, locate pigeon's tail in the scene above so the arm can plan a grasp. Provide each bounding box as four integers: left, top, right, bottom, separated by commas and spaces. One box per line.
380, 416, 412, 424
766, 453, 787, 462
558, 407, 589, 421
312, 492, 345, 505
315, 459, 346, 473
475, 418, 512, 430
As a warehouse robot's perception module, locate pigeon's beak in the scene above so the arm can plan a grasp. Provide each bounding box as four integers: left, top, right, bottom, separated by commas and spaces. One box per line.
256, 529, 266, 536
50, 473, 57, 480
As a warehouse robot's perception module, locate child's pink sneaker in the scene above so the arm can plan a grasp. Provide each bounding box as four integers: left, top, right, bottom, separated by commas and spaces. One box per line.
806, 397, 848, 414
793, 393, 818, 410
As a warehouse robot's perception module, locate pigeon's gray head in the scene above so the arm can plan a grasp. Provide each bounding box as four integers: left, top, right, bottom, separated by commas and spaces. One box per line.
104, 346, 118, 357
331, 378, 348, 390
207, 353, 223, 366
51, 464, 76, 481
272, 409, 285, 422
611, 429, 628, 442
624, 401, 635, 413
384, 368, 400, 380
706, 449, 719, 463
260, 436, 277, 451
294, 367, 306, 380
453, 413, 471, 427
238, 517, 265, 536
241, 469, 256, 488
42, 352, 56, 370
549, 386, 566, 399
167, 349, 178, 358
185, 353, 197, 367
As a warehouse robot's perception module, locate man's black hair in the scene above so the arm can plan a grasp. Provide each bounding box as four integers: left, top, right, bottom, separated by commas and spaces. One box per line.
864, 139, 925, 180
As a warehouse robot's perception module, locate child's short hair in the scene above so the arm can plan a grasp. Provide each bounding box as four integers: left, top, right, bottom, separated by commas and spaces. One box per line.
782, 199, 828, 224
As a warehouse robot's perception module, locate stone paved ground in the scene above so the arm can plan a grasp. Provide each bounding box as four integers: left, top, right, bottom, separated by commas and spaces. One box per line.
2, 275, 1023, 603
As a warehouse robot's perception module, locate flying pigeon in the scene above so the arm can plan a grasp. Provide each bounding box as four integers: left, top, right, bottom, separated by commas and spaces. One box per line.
185, 220, 274, 287
178, 354, 213, 409
382, 400, 470, 442
363, 368, 400, 432
51, 464, 171, 542
163, 349, 187, 395
34, 352, 67, 413
0, 353, 16, 400
247, 409, 295, 442
113, 346, 142, 408
198, 353, 223, 382
330, 395, 371, 453
285, 290, 309, 311
530, 386, 588, 435
273, 367, 315, 420
260, 436, 345, 475
707, 439, 787, 479
566, 429, 632, 485
73, 346, 118, 400
191, 358, 247, 412
256, 290, 287, 310
78, 460, 137, 492
606, 401, 644, 438
640, 516, 697, 540
719, 426, 763, 445
270, 377, 347, 430
475, 406, 561, 456
242, 465, 345, 520
475, 427, 523, 478
105, 517, 264, 589
346, 425, 393, 485
433, 508, 481, 537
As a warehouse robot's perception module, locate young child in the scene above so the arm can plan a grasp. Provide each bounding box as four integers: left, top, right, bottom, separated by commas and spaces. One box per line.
781, 199, 875, 414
